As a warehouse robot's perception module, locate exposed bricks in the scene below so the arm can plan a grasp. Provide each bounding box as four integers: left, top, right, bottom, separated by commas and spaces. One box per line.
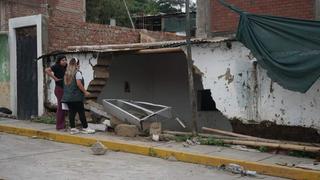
2, 0, 182, 53
47, 19, 141, 52
211, 0, 315, 33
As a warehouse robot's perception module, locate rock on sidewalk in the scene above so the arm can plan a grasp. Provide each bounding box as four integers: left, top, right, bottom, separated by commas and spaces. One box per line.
115, 124, 139, 137
110, 115, 125, 128
91, 141, 107, 155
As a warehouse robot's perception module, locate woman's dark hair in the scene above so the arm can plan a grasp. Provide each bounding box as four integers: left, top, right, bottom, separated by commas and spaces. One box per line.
55, 54, 66, 64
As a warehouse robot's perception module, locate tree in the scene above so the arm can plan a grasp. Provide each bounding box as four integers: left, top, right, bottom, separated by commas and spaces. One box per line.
155, 0, 185, 13
86, 0, 197, 27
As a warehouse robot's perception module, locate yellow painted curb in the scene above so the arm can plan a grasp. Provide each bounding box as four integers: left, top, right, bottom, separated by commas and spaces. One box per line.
0, 124, 319, 180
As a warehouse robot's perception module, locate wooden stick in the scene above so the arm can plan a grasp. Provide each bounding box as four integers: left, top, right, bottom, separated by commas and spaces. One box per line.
202, 127, 267, 140
163, 130, 320, 147
221, 139, 320, 153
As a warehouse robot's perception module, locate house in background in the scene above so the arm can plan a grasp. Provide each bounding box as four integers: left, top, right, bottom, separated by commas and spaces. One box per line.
197, 0, 320, 37
0, 0, 181, 119
134, 12, 196, 36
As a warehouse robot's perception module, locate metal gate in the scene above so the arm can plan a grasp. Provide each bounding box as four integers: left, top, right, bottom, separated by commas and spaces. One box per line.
16, 26, 38, 119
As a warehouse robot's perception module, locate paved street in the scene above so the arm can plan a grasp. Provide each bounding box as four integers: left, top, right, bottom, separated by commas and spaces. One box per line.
0, 133, 285, 180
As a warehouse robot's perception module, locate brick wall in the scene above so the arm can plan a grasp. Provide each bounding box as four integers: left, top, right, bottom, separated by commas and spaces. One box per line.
211, 0, 315, 33
1, 0, 84, 31
48, 19, 184, 52
48, 0, 85, 22
48, 19, 141, 52
2, 0, 182, 52
1, 0, 47, 31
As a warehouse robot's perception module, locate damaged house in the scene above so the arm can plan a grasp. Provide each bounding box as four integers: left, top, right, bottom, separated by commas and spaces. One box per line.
1, 0, 320, 143
0, 0, 181, 119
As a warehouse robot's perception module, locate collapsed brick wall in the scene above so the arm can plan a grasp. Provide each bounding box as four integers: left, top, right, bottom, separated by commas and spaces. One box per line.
211, 0, 315, 34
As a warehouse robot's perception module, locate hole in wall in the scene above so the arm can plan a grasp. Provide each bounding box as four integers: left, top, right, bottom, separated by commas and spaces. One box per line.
124, 81, 130, 93
197, 89, 217, 111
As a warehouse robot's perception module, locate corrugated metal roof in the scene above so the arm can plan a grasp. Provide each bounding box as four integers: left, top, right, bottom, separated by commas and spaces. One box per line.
37, 37, 234, 60
66, 37, 234, 53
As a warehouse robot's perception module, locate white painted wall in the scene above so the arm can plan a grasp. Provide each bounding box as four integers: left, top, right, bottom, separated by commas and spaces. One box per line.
47, 53, 97, 104
9, 15, 44, 116
187, 42, 320, 129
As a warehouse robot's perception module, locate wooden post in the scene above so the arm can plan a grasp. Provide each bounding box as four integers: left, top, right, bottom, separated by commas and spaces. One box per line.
186, 0, 198, 135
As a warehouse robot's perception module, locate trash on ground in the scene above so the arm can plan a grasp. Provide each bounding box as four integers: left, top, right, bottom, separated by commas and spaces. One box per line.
152, 134, 160, 141
230, 145, 260, 153
102, 119, 111, 127
221, 163, 257, 176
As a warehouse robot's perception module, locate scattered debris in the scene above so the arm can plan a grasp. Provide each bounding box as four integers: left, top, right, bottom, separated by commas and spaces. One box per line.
110, 115, 125, 128
88, 123, 107, 132
149, 122, 162, 135
152, 134, 160, 141
182, 142, 190, 147
91, 141, 107, 155
0, 107, 12, 115
276, 162, 320, 171
230, 145, 260, 153
102, 119, 111, 127
182, 137, 201, 147
159, 134, 176, 141
276, 162, 296, 167
115, 124, 139, 137
295, 163, 320, 171
0, 112, 16, 119
86, 101, 110, 118
166, 156, 177, 162
221, 163, 257, 176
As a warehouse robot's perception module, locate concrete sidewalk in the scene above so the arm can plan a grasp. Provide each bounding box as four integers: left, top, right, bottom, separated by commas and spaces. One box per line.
0, 118, 319, 179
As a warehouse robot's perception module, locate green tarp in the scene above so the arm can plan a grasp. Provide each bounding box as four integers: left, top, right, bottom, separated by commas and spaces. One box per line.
219, 0, 320, 92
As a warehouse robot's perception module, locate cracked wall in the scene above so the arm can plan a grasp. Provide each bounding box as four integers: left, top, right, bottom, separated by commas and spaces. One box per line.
188, 41, 320, 129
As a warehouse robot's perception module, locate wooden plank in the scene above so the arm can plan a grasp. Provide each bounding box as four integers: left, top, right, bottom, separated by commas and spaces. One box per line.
89, 79, 107, 86
93, 65, 109, 72
87, 85, 104, 92
97, 55, 112, 66
94, 71, 109, 79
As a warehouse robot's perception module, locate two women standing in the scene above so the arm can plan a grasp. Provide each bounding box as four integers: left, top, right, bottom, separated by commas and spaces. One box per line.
45, 56, 95, 134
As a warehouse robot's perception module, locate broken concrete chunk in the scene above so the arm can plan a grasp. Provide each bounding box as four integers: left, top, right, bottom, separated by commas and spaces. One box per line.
88, 123, 107, 132
115, 124, 139, 137
166, 156, 177, 162
86, 100, 110, 119
91, 141, 107, 155
110, 115, 125, 128
149, 122, 162, 135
